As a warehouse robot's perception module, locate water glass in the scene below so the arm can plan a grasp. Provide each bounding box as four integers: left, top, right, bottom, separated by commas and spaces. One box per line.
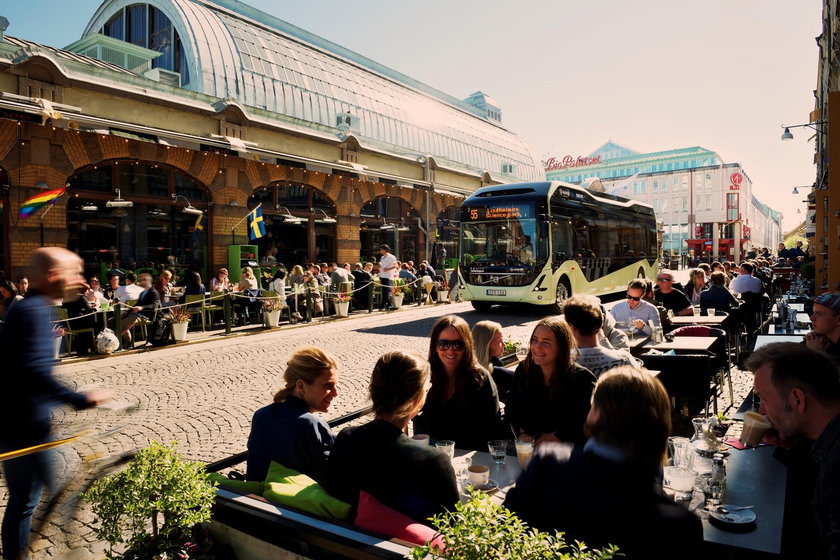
693, 306, 701, 317
706, 308, 716, 317
487, 440, 507, 464
696, 472, 725, 505
668, 436, 694, 470
663, 466, 695, 502
435, 440, 455, 459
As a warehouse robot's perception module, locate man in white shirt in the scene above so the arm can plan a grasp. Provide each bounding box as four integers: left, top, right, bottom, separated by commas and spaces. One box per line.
115, 272, 144, 303
378, 244, 398, 311
728, 262, 763, 295
564, 295, 640, 378
609, 279, 661, 338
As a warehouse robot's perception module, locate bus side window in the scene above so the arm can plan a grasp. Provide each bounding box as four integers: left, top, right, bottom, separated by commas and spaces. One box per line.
552, 218, 573, 264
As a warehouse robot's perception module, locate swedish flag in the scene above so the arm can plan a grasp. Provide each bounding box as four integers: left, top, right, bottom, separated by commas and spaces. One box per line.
248, 206, 266, 240
192, 213, 207, 240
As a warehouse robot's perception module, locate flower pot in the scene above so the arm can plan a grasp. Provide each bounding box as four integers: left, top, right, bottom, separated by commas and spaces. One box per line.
391, 294, 404, 309
335, 301, 350, 317
437, 290, 449, 303
171, 321, 189, 341
264, 309, 281, 328
54, 336, 62, 359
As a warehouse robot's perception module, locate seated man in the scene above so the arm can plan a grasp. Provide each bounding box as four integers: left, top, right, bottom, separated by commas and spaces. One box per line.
653, 270, 693, 316
115, 272, 144, 303
804, 292, 840, 358
609, 279, 661, 338
564, 295, 639, 378
505, 366, 702, 559
729, 262, 763, 295
115, 273, 161, 345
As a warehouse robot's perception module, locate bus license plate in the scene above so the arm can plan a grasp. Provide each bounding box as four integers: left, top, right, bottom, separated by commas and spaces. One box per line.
486, 289, 506, 296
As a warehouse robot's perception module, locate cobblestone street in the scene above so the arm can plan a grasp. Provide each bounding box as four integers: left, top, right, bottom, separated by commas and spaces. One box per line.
0, 299, 754, 559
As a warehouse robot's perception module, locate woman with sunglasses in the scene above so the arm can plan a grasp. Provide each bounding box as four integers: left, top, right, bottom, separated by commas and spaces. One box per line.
505, 316, 596, 447
413, 315, 502, 451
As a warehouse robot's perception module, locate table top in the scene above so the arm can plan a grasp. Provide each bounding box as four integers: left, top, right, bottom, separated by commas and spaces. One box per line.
670, 314, 729, 326
453, 449, 520, 503
755, 334, 803, 350
643, 336, 718, 353
765, 324, 810, 336
700, 445, 786, 555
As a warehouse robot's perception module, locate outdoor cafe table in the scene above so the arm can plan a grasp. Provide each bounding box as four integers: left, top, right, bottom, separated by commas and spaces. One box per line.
453, 445, 786, 556
764, 324, 810, 336
670, 313, 729, 327
641, 336, 718, 353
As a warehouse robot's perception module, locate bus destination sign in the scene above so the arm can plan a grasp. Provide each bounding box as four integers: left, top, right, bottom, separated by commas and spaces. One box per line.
464, 205, 530, 221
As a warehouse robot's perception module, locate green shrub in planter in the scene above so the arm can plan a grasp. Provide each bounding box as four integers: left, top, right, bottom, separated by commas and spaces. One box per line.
82, 441, 217, 559
409, 489, 618, 560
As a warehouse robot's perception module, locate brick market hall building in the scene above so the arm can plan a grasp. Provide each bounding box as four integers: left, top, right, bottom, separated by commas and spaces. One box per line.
0, 0, 541, 281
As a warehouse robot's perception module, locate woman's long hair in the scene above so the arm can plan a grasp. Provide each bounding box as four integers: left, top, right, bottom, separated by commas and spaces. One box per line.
273, 347, 338, 403
427, 315, 485, 403
521, 316, 576, 397
471, 320, 503, 371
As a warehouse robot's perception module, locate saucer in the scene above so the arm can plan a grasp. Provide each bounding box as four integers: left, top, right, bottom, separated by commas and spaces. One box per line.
707, 505, 756, 526
465, 480, 499, 494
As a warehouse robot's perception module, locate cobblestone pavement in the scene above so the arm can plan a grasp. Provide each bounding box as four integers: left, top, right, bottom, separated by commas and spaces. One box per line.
0, 296, 755, 559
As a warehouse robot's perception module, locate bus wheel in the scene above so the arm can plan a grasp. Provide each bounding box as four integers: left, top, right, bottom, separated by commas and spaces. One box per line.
472, 301, 493, 313
549, 279, 571, 314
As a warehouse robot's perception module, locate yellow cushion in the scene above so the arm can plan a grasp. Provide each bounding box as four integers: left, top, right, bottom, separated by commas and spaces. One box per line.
262, 461, 351, 521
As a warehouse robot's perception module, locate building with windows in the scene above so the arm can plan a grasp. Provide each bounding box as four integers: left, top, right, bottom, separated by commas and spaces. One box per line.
0, 0, 542, 280
545, 141, 783, 261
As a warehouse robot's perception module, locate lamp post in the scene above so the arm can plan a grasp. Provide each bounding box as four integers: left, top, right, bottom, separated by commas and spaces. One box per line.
780, 121, 826, 141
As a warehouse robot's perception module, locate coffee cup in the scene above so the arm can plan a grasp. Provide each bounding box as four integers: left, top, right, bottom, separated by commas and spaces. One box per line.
467, 464, 490, 487
515, 439, 534, 469
411, 434, 430, 446
740, 411, 772, 447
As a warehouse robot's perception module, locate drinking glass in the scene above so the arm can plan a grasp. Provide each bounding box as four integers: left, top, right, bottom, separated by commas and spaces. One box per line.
515, 438, 534, 469
693, 306, 701, 317
706, 309, 716, 316
487, 440, 507, 464
435, 440, 455, 459
668, 436, 693, 470
696, 472, 724, 505
663, 466, 695, 502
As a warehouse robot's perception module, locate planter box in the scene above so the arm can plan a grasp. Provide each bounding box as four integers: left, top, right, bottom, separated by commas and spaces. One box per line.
334, 301, 350, 317
171, 321, 189, 341
391, 294, 404, 309
264, 309, 281, 328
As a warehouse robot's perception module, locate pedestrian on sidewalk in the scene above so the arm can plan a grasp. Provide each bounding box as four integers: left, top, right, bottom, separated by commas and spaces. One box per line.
0, 247, 112, 560
378, 245, 397, 311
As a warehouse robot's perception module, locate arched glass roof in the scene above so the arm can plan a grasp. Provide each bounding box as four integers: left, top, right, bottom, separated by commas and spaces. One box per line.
83, 0, 543, 182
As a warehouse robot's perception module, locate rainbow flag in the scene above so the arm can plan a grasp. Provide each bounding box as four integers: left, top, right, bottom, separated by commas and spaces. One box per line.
19, 187, 67, 218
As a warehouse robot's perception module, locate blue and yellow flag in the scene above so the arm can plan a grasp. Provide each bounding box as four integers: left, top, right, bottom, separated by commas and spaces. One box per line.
192, 212, 207, 240
247, 206, 266, 240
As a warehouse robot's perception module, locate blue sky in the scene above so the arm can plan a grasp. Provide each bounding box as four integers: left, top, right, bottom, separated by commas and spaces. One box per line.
1, 1, 821, 230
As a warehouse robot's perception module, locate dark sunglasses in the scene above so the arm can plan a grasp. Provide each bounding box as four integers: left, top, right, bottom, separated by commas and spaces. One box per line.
626, 294, 641, 301
656, 277, 672, 282
436, 339, 465, 351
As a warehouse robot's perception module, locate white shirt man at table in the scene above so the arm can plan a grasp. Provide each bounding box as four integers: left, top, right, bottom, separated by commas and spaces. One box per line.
609, 279, 661, 338
564, 295, 640, 378
728, 262, 763, 295
748, 343, 840, 559
115, 272, 144, 303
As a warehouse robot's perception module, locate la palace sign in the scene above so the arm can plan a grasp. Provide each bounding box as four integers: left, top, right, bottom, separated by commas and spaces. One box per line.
544, 155, 602, 171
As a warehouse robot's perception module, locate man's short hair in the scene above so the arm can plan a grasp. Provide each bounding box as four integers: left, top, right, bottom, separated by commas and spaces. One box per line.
379, 244, 391, 252
746, 342, 840, 404
329, 262, 338, 268
658, 269, 674, 280
627, 278, 647, 292
562, 295, 603, 336
138, 273, 152, 282
739, 262, 754, 274
125, 272, 137, 283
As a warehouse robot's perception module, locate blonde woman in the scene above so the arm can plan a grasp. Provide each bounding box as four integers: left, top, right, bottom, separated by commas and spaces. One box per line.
685, 268, 707, 306
238, 266, 259, 291
288, 265, 305, 288
471, 320, 515, 400
246, 347, 339, 483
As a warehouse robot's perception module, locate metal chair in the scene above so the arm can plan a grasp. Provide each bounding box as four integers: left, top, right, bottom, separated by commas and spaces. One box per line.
54, 307, 95, 356
203, 292, 226, 327
668, 325, 732, 413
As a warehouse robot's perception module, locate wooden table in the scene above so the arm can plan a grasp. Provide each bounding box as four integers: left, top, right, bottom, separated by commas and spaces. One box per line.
755, 334, 802, 349
671, 314, 729, 327
642, 336, 717, 353
765, 324, 810, 336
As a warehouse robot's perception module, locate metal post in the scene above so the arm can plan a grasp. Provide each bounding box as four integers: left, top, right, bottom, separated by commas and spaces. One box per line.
305, 287, 312, 322
368, 282, 374, 313
114, 302, 123, 351
223, 293, 232, 335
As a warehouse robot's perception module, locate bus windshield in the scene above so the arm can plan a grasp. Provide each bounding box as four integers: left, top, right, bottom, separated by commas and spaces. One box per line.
461, 218, 543, 267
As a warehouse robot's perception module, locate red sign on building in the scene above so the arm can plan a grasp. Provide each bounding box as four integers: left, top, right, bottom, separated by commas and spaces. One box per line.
730, 172, 743, 185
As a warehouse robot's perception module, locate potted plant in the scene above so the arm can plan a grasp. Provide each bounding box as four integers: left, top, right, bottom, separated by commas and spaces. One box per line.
411, 489, 618, 560
390, 278, 406, 309
501, 336, 523, 365
169, 309, 191, 341
82, 441, 218, 560
262, 298, 284, 328
332, 292, 351, 317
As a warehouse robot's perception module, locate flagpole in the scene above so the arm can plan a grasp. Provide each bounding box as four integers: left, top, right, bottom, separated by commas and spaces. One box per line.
230, 203, 261, 245
39, 187, 68, 220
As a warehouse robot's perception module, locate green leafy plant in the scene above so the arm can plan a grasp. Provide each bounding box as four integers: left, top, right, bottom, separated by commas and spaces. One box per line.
82, 441, 217, 559
503, 335, 522, 355
391, 278, 406, 296
410, 489, 619, 560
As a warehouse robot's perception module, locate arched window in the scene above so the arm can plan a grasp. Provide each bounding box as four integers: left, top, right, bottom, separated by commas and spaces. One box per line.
66, 162, 210, 281
359, 197, 419, 264
101, 4, 190, 85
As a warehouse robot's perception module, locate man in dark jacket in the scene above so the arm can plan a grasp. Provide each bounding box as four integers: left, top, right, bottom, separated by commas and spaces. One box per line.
0, 248, 111, 560
505, 366, 702, 559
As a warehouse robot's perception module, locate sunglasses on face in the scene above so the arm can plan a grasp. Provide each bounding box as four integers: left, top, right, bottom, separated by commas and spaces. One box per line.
436, 339, 465, 351
656, 277, 672, 282
626, 294, 641, 301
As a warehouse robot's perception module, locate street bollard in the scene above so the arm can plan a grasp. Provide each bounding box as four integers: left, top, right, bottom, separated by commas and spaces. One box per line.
416, 282, 422, 306
223, 293, 232, 335
114, 302, 123, 351
368, 282, 374, 313
305, 288, 312, 322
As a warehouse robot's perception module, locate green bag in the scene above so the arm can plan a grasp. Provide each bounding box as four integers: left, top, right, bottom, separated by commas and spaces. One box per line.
206, 472, 264, 495
262, 461, 351, 521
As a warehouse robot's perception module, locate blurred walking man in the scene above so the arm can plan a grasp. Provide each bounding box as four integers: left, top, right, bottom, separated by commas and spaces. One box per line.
0, 248, 110, 560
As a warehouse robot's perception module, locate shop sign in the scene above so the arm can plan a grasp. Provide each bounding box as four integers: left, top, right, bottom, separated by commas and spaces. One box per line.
730, 172, 743, 185
729, 184, 740, 191
545, 155, 602, 171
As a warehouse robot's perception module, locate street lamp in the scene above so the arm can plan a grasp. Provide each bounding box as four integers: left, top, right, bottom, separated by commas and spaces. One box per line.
780, 121, 826, 141
171, 194, 203, 215
312, 208, 337, 223
277, 206, 304, 224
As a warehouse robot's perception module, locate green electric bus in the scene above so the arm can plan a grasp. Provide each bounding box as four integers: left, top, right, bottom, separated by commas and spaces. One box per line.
458, 181, 659, 312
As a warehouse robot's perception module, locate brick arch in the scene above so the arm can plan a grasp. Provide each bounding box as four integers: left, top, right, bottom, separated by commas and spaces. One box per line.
67, 158, 212, 200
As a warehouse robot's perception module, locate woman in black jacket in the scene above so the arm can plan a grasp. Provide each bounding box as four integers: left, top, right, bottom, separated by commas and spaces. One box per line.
505, 316, 596, 447
413, 315, 503, 451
